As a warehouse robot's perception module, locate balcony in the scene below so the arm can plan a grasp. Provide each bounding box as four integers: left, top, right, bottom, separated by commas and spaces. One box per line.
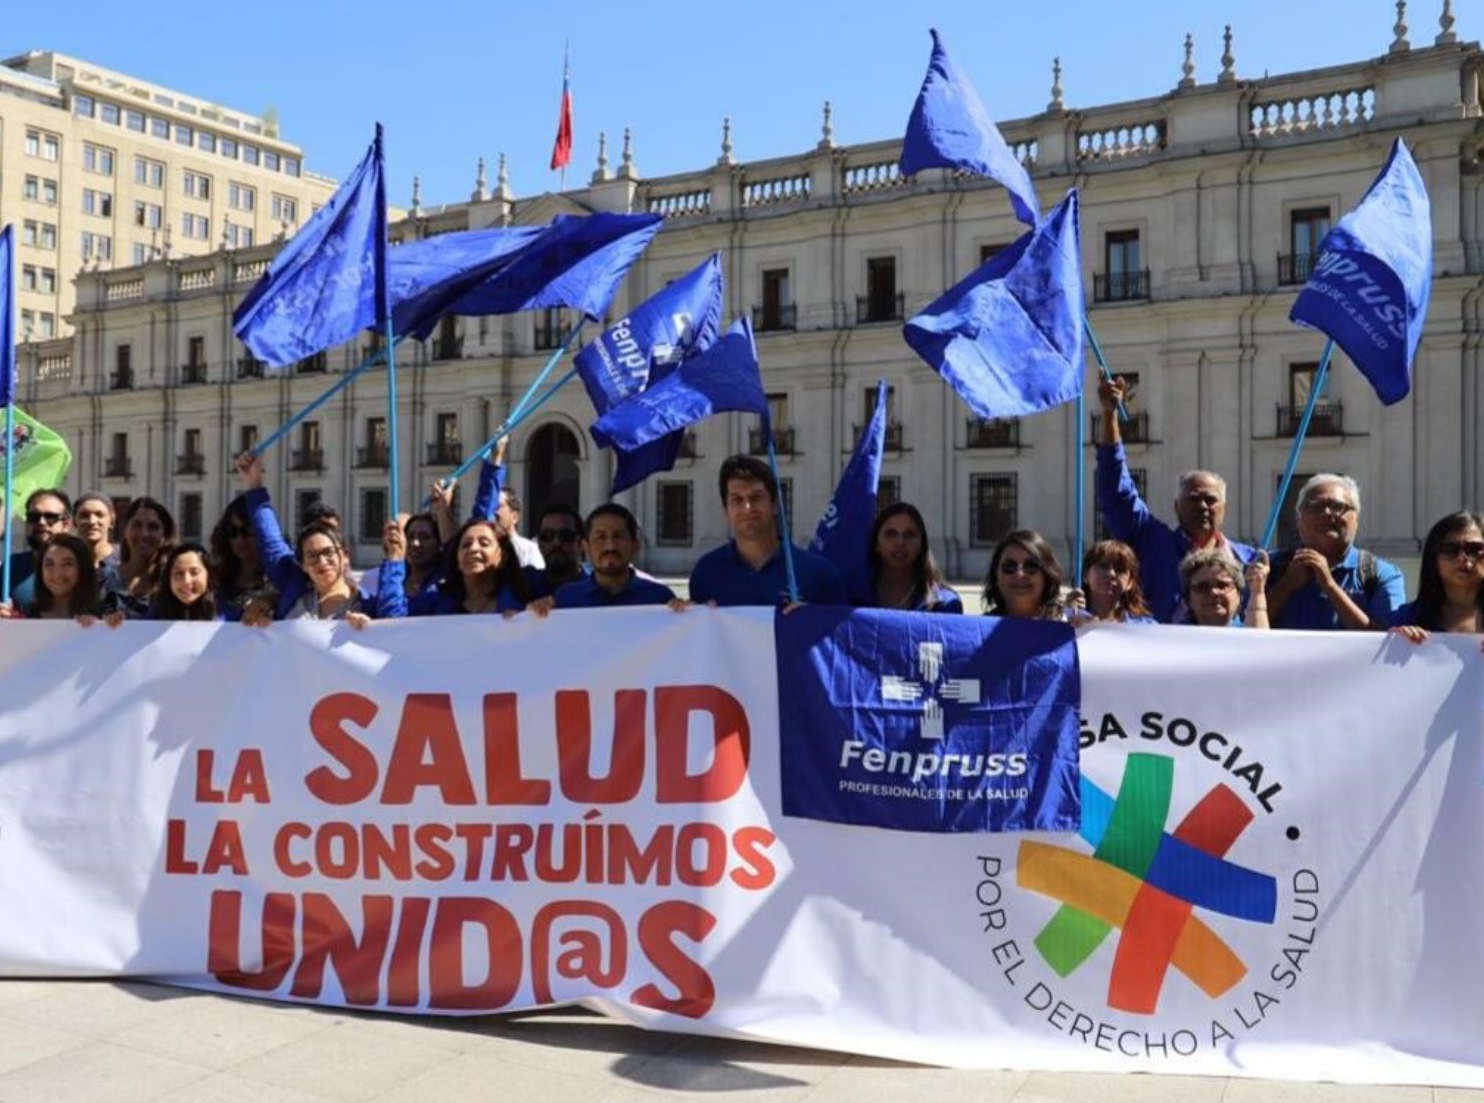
1278, 252, 1318, 286
296, 352, 328, 374
181, 362, 208, 385
175, 453, 205, 476
1091, 410, 1152, 445
748, 427, 797, 456
355, 444, 390, 469
426, 441, 463, 465
103, 456, 132, 479
236, 357, 265, 379
966, 418, 1021, 449
1277, 402, 1344, 438
1092, 269, 1151, 303
856, 293, 904, 325
290, 449, 325, 472
854, 420, 906, 452
109, 369, 133, 390
752, 303, 797, 333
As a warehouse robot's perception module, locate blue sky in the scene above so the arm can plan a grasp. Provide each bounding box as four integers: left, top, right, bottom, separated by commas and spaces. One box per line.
4, 1, 1472, 202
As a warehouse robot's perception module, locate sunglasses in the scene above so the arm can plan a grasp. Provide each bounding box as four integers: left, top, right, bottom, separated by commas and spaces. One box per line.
538, 527, 580, 544
26, 510, 65, 524
1438, 540, 1484, 561
998, 558, 1044, 577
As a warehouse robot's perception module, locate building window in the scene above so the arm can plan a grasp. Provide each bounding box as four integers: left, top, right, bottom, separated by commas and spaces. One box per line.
1097, 230, 1148, 302
184, 171, 212, 200
293, 422, 323, 471
979, 242, 1011, 264
284, 157, 301, 178
82, 189, 113, 217
182, 214, 210, 241
859, 256, 902, 323
197, 132, 216, 154
358, 417, 389, 468
83, 143, 115, 175
533, 307, 570, 351
878, 476, 902, 512
242, 145, 260, 166
150, 117, 169, 139
294, 490, 323, 531
106, 432, 131, 477
862, 385, 903, 451
429, 413, 461, 465
125, 109, 146, 133
99, 102, 120, 126
749, 393, 791, 455
21, 266, 37, 292
81, 231, 111, 260
754, 268, 795, 331
226, 223, 254, 249
220, 137, 238, 159
37, 313, 55, 338
26, 129, 60, 161
178, 494, 204, 541
133, 201, 163, 229
228, 182, 256, 212
175, 124, 193, 146
25, 175, 58, 205
1279, 362, 1342, 438
73, 93, 95, 118
970, 473, 1018, 547
38, 268, 56, 294
359, 488, 389, 542
239, 424, 259, 454
271, 194, 298, 224
112, 344, 133, 389
263, 151, 280, 172
656, 482, 694, 546
179, 428, 205, 476
134, 156, 165, 188
1281, 207, 1332, 285
131, 243, 150, 266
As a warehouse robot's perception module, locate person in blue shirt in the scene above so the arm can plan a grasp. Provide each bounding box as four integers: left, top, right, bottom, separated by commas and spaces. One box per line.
555, 504, 676, 609
1095, 377, 1257, 622
1390, 510, 1484, 641
982, 530, 1077, 621
1180, 548, 1271, 629
1265, 473, 1404, 631
534, 501, 587, 593
864, 502, 962, 613
392, 516, 538, 617
688, 455, 847, 607
1076, 539, 1157, 624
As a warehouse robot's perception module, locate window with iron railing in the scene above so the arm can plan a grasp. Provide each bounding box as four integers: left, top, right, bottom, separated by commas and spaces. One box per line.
970, 473, 1018, 547
1095, 230, 1149, 302
966, 417, 1021, 449
656, 481, 694, 546
1280, 207, 1331, 285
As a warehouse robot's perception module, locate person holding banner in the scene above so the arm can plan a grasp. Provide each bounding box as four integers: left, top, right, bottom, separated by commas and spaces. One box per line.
112, 497, 177, 618
389, 516, 539, 617
865, 502, 962, 613
208, 496, 275, 623
73, 492, 121, 585
1389, 511, 1484, 642
4, 488, 73, 612
1265, 474, 1405, 631
150, 544, 221, 622
17, 533, 102, 621
554, 504, 676, 609
1075, 539, 1156, 624
1179, 549, 1270, 629
1096, 378, 1256, 622
982, 531, 1073, 621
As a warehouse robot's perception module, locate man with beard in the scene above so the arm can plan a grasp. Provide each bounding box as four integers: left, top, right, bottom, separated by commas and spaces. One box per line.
534, 501, 586, 593
554, 504, 675, 608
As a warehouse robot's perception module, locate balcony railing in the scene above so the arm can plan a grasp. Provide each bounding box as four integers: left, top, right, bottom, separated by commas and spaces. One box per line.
854, 420, 906, 451
1091, 410, 1151, 445
1278, 252, 1318, 286
1092, 269, 1151, 303
966, 418, 1021, 449
175, 453, 205, 476
297, 352, 327, 374
856, 292, 904, 324
752, 303, 797, 333
355, 444, 390, 469
426, 441, 463, 465
748, 427, 796, 455
236, 357, 265, 379
1277, 402, 1344, 438
109, 369, 133, 391
677, 429, 699, 459
181, 362, 208, 385
290, 449, 325, 472
103, 456, 132, 478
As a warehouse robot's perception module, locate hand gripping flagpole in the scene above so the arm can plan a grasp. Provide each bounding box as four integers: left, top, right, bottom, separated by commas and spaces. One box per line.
764, 412, 800, 604
1260, 339, 1336, 549
249, 341, 401, 457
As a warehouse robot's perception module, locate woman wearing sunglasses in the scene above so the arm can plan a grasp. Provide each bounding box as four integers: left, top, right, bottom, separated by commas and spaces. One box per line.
208, 495, 275, 622
1390, 511, 1484, 642
982, 530, 1072, 620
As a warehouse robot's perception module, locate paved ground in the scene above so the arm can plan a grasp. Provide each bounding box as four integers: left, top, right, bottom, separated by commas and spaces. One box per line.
0, 980, 1477, 1103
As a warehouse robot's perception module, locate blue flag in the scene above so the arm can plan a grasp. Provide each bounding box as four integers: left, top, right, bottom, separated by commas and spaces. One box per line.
234, 125, 387, 368
0, 225, 14, 408
1289, 138, 1432, 405
903, 189, 1084, 419
590, 317, 766, 452
810, 378, 887, 604
777, 607, 1081, 833
899, 29, 1040, 226
387, 226, 544, 339
575, 255, 725, 492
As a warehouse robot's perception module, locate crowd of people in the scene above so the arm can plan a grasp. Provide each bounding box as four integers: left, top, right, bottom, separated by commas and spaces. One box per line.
1, 379, 1481, 644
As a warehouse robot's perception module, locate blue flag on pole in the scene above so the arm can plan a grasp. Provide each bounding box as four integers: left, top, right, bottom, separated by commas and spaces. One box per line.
810, 378, 887, 604
590, 317, 766, 452
1288, 138, 1432, 405
387, 226, 545, 338
575, 254, 725, 492
777, 607, 1081, 833
899, 28, 1040, 226
0, 225, 14, 407
903, 189, 1084, 419
234, 125, 387, 367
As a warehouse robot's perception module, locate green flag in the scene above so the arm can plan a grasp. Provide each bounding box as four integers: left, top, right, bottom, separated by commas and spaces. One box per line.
2, 408, 72, 523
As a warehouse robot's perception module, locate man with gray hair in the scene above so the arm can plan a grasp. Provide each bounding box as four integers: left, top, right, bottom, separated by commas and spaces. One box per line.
1264, 473, 1404, 630
1096, 378, 1257, 622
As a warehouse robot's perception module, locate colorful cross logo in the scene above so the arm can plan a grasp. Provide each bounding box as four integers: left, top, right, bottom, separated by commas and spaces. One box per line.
1017, 752, 1278, 1014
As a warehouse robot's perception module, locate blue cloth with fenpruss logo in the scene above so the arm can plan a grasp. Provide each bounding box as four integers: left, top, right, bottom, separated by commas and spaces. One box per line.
777, 607, 1081, 833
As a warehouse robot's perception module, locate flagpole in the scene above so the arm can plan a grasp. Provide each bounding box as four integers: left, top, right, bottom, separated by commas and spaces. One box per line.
1, 403, 12, 606
250, 342, 396, 457
507, 320, 584, 425
1073, 391, 1085, 581
1260, 339, 1336, 549
386, 320, 400, 516
764, 412, 800, 604
1082, 317, 1128, 423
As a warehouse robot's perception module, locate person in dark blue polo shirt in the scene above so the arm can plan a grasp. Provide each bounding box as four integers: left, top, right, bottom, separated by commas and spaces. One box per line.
688, 455, 847, 607
555, 504, 676, 609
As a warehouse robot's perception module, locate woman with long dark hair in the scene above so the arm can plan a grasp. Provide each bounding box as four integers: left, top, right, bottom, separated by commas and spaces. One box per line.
982, 530, 1069, 620
209, 495, 273, 621
1390, 511, 1484, 642
865, 503, 962, 613
25, 533, 103, 621
113, 497, 177, 617
1079, 539, 1155, 623
151, 543, 221, 622
404, 517, 534, 616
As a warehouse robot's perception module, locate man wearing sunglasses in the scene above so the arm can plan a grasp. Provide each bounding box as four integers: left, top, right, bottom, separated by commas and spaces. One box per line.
6, 488, 74, 610
534, 502, 586, 593
1265, 473, 1405, 631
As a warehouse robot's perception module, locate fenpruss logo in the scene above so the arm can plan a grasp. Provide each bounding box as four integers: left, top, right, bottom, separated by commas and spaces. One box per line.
881, 642, 981, 740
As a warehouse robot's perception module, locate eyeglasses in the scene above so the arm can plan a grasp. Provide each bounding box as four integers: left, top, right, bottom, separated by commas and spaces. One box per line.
1192, 579, 1237, 595
1438, 540, 1484, 561
301, 547, 340, 565
1303, 499, 1357, 517
999, 558, 1044, 577
538, 527, 580, 544
26, 510, 64, 524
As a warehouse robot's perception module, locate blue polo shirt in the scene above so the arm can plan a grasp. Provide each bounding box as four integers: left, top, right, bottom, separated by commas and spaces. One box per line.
556, 571, 676, 608
1268, 545, 1405, 631
1095, 443, 1257, 623
689, 541, 848, 607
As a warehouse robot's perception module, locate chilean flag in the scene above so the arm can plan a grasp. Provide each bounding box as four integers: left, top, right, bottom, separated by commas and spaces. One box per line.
549, 60, 573, 171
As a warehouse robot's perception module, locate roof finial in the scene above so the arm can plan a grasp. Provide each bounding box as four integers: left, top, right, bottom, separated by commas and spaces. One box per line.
819, 100, 835, 149
409, 175, 422, 217
1218, 25, 1236, 83
591, 131, 610, 185
1391, 0, 1411, 52
617, 127, 637, 180
494, 153, 513, 201
719, 116, 734, 165
1178, 34, 1196, 90
1438, 0, 1457, 44
471, 156, 488, 202
1049, 57, 1064, 111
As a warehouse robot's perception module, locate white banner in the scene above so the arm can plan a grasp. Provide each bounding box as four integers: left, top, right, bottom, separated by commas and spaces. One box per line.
0, 614, 1481, 1086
